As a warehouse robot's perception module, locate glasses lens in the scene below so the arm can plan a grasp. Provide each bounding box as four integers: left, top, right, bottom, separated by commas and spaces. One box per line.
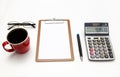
8, 21, 18, 30
23, 21, 35, 28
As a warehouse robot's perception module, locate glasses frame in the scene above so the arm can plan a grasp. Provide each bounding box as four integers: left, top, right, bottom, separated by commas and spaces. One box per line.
7, 21, 36, 30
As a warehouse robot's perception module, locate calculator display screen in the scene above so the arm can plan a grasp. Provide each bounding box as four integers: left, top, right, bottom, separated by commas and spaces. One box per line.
86, 27, 108, 33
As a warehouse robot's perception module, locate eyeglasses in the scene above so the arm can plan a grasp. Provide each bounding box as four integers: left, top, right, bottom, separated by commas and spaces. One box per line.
7, 21, 36, 30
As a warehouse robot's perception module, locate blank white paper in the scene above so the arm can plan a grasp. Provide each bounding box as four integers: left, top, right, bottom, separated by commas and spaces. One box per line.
38, 20, 71, 60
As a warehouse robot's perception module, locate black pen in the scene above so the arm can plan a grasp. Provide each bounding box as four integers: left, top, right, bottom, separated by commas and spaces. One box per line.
77, 34, 83, 61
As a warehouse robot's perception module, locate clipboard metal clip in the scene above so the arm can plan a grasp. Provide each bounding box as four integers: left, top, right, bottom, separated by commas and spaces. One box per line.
44, 18, 65, 24
43, 18, 66, 21
52, 18, 66, 21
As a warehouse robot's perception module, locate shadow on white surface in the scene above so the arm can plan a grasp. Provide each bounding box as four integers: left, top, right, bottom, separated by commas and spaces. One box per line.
7, 50, 31, 63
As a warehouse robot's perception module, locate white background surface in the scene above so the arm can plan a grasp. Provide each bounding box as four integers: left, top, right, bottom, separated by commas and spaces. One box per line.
0, 0, 120, 77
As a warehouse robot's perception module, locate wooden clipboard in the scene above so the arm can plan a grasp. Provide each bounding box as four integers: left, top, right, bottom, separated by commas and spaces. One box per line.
36, 19, 74, 62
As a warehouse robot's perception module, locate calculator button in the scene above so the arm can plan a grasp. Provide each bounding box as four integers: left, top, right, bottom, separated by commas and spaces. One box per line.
109, 54, 113, 58
104, 51, 108, 54
98, 45, 102, 48
94, 48, 98, 52
95, 51, 99, 55
107, 45, 111, 48
88, 42, 92, 45
93, 42, 97, 45
99, 48, 103, 52
94, 45, 98, 48
101, 39, 104, 42
87, 38, 91, 39
94, 38, 98, 39
100, 37, 104, 39
97, 42, 101, 45
102, 45, 106, 48
99, 51, 104, 55
97, 40, 101, 42
106, 42, 110, 45
101, 42, 105, 45
109, 51, 112, 54
95, 55, 100, 58
105, 54, 109, 58
108, 48, 112, 51
107, 46, 111, 49
103, 48, 107, 52
100, 54, 104, 58
109, 51, 113, 58
89, 48, 94, 52
90, 51, 94, 55
97, 43, 101, 45
88, 40, 92, 42
89, 45, 93, 48
90, 55, 95, 58
105, 37, 109, 40
106, 40, 110, 42
101, 40, 104, 43
93, 40, 97, 42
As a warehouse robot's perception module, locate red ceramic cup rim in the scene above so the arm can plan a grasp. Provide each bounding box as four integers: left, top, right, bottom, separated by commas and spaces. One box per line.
7, 28, 29, 45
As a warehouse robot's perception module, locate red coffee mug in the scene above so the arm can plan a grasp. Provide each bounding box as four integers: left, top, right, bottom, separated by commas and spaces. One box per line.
2, 28, 30, 54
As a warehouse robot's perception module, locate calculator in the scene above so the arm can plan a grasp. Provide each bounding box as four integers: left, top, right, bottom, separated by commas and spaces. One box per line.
85, 23, 115, 61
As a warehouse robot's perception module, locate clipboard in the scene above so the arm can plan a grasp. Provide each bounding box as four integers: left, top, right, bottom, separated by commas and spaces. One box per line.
36, 19, 74, 62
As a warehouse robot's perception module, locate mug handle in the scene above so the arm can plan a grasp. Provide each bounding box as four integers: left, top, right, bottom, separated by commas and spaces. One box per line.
2, 41, 14, 52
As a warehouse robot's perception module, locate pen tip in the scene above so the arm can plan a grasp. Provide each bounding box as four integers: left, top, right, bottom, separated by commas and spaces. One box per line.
80, 57, 83, 61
